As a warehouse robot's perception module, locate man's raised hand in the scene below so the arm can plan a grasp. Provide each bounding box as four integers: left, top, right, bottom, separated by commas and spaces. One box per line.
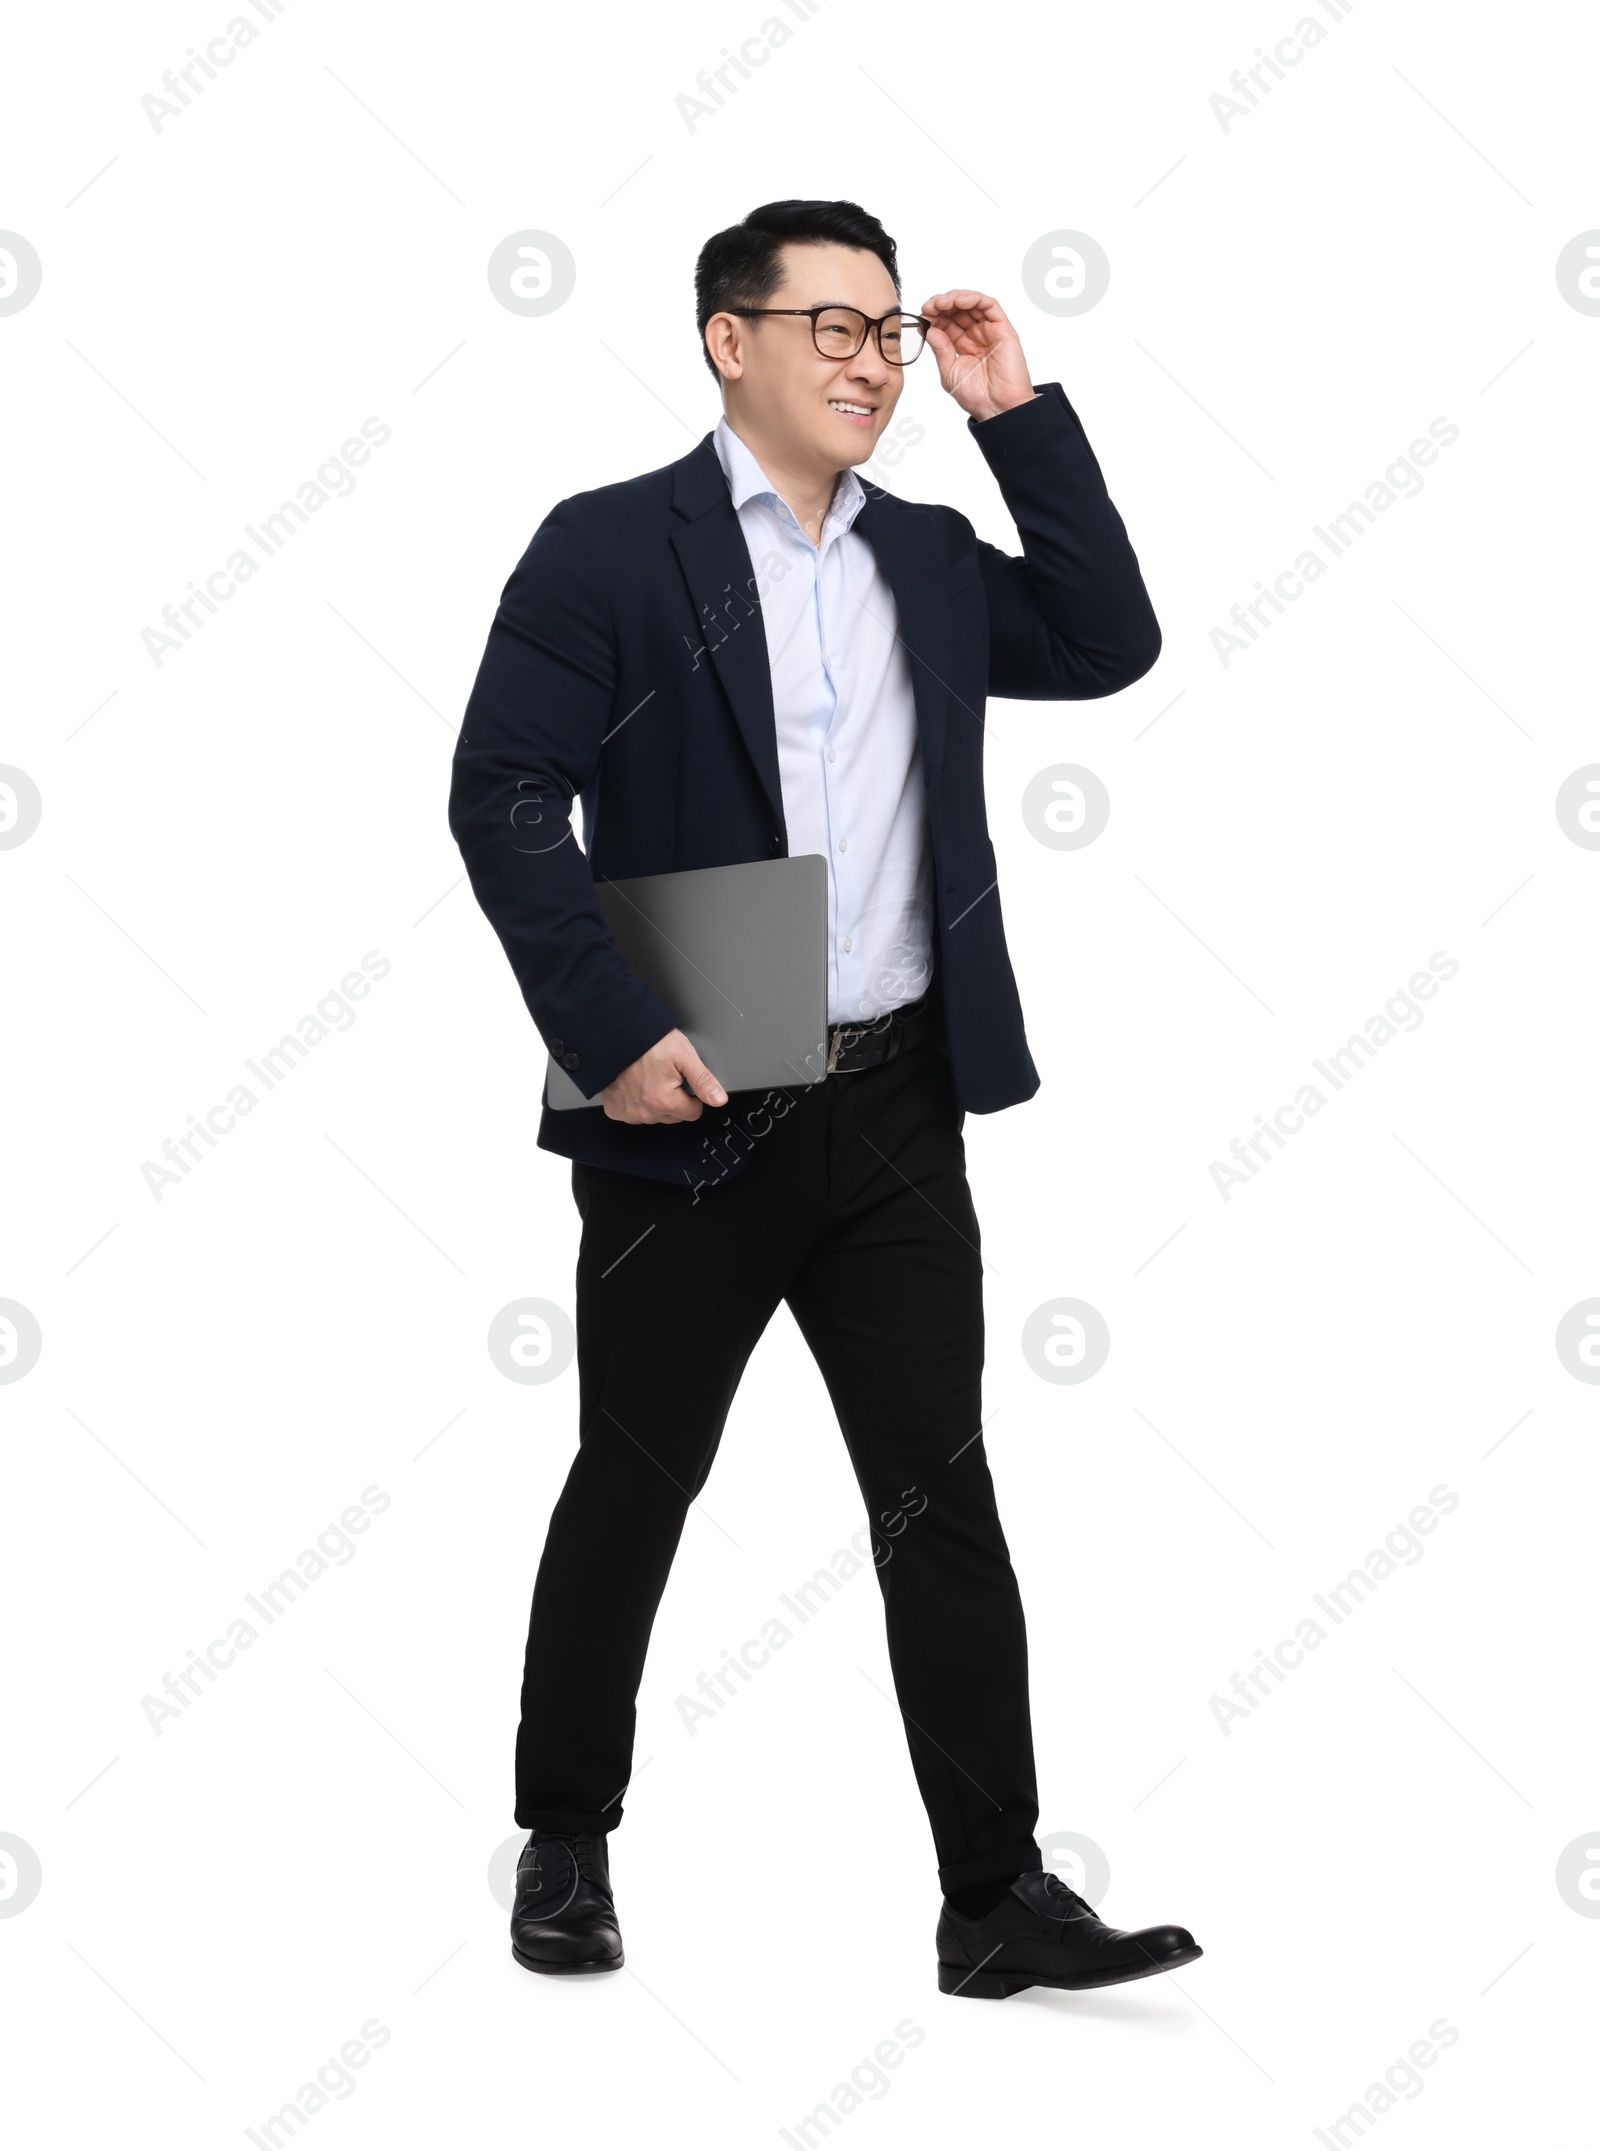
920, 289, 1037, 423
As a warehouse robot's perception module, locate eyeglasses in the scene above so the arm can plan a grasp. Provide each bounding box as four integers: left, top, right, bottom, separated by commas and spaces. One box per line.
728, 305, 932, 366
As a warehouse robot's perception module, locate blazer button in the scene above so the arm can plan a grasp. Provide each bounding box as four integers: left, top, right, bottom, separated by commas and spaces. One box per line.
550, 1039, 565, 1054
562, 1052, 579, 1069
768, 833, 782, 854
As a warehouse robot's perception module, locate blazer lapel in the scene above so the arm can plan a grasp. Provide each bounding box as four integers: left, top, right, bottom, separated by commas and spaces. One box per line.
670, 437, 786, 838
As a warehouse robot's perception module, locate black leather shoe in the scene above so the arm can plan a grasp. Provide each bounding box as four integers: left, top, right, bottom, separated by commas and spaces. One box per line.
937, 1869, 1200, 1997
510, 1831, 623, 1976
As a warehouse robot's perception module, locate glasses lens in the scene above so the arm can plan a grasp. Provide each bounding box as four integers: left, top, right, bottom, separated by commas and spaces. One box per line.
813, 307, 868, 357
877, 315, 926, 365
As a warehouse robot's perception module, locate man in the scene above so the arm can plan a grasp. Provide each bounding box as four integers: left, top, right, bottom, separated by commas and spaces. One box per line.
450, 199, 1201, 1998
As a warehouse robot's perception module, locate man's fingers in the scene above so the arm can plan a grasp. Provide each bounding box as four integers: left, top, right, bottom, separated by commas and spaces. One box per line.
674, 1042, 728, 1108
921, 290, 1000, 317
647, 1087, 704, 1122
601, 1085, 704, 1124
595, 1030, 726, 1122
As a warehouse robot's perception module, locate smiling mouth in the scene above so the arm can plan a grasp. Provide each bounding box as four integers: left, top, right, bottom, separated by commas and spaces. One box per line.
828, 399, 877, 423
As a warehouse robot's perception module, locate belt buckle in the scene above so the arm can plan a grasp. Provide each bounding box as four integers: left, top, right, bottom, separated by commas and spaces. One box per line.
828, 1008, 897, 1075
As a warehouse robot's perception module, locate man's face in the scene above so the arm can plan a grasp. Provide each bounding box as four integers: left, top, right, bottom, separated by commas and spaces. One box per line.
712, 242, 907, 469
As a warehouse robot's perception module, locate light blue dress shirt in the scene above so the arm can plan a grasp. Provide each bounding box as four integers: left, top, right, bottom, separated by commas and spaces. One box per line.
713, 415, 934, 1027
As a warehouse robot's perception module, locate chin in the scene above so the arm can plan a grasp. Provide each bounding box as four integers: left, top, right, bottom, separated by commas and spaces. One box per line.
836, 432, 881, 468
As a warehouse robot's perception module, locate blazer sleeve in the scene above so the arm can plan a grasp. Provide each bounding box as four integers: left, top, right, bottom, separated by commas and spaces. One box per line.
448, 498, 682, 1098
965, 380, 1162, 700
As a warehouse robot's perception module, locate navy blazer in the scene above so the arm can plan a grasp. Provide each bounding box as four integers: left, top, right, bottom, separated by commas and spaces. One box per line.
449, 381, 1160, 1187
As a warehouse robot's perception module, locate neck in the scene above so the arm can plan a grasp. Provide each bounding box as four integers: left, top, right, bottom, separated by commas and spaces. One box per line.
722, 410, 841, 543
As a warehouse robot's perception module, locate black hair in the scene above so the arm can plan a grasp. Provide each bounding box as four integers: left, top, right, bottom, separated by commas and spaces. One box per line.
694, 199, 900, 379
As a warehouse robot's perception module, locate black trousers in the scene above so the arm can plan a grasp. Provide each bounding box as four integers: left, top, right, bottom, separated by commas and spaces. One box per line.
514, 1030, 1043, 1894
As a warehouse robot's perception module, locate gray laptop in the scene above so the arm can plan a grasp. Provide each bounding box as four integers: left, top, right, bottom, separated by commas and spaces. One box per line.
546, 854, 829, 1109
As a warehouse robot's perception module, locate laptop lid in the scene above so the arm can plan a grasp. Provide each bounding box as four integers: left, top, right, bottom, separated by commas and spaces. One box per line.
546, 854, 829, 1109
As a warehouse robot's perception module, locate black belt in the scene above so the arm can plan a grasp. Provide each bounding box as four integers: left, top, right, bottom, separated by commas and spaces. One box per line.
825, 992, 931, 1075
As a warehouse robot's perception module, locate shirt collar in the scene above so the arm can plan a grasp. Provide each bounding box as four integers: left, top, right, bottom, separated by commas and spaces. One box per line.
713, 415, 865, 540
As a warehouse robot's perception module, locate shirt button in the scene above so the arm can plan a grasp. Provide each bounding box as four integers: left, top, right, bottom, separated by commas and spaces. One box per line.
837, 837, 848, 852
826, 748, 836, 763
843, 936, 853, 952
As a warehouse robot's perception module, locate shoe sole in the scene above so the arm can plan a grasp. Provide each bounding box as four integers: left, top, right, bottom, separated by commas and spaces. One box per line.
511, 1943, 624, 1976
938, 1942, 1202, 1998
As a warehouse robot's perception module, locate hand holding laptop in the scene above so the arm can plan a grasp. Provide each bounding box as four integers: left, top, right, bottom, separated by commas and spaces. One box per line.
598, 1029, 728, 1124
544, 856, 829, 1117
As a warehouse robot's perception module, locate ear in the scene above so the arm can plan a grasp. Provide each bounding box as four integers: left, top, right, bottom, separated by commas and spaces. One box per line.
703, 312, 745, 383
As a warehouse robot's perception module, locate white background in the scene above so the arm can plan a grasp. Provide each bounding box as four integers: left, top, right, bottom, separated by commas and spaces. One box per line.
4, 0, 1597, 2143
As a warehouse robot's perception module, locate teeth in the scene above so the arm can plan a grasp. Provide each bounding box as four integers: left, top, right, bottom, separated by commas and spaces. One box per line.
830, 401, 873, 415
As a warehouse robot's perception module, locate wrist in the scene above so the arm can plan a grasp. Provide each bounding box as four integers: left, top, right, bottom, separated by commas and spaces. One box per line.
970, 387, 1039, 422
